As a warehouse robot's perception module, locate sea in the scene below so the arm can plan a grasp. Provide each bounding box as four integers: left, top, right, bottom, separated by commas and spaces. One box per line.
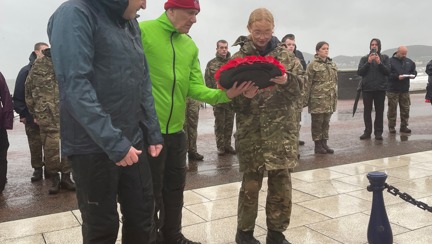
5, 74, 430, 95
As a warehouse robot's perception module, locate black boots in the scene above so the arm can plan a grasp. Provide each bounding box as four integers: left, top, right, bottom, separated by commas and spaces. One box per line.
235, 230, 260, 244
321, 140, 334, 154
359, 133, 371, 140
188, 152, 204, 161
48, 172, 76, 194
314, 141, 327, 154
31, 167, 43, 182
225, 145, 237, 154
60, 173, 76, 191
48, 173, 61, 194
314, 140, 334, 154
165, 234, 201, 244
400, 127, 411, 133
266, 230, 291, 244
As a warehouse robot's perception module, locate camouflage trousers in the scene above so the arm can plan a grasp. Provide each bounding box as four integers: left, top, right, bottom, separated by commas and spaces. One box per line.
39, 128, 71, 175
387, 92, 410, 128
311, 113, 332, 141
24, 123, 43, 169
237, 168, 292, 232
184, 99, 200, 153
213, 106, 235, 150
297, 111, 302, 142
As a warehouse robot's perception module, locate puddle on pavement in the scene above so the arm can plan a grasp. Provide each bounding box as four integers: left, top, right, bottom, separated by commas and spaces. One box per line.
394, 134, 432, 142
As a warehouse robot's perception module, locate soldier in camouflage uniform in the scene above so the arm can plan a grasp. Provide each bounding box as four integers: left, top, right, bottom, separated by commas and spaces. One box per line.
184, 97, 204, 160
231, 8, 303, 244
305, 41, 338, 154
387, 46, 417, 133
205, 40, 236, 155
281, 34, 308, 154
25, 48, 75, 194
13, 42, 49, 182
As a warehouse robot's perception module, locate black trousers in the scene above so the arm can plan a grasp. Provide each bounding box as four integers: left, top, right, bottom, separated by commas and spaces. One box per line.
0, 128, 9, 193
362, 91, 386, 136
69, 142, 155, 244
147, 131, 187, 241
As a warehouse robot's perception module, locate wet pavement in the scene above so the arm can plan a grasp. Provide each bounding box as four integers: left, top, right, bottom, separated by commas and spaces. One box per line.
1, 93, 431, 223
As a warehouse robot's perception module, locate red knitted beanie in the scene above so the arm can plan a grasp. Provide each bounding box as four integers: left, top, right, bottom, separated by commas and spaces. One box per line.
164, 0, 200, 11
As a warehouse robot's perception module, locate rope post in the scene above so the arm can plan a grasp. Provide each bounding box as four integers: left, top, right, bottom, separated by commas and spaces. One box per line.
367, 171, 393, 244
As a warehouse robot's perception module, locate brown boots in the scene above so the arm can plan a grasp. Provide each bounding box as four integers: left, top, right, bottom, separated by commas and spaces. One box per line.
314, 140, 334, 154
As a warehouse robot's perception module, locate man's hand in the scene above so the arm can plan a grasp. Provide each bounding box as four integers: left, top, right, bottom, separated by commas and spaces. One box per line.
226, 81, 255, 99
115, 146, 142, 167
368, 54, 375, 63
374, 55, 381, 64
148, 144, 163, 157
19, 118, 26, 124
270, 73, 288, 85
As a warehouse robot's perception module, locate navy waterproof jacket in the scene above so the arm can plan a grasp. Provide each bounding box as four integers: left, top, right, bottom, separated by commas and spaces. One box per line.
388, 53, 417, 93
48, 0, 162, 162
13, 52, 37, 124
426, 60, 432, 100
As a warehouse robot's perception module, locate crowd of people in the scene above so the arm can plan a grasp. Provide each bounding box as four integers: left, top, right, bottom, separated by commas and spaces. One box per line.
0, 0, 429, 243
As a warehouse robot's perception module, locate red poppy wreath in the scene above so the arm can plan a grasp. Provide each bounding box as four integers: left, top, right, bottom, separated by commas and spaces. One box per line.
214, 56, 286, 90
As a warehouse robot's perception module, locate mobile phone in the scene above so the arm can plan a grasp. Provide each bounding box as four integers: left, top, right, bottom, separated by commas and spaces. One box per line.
371, 48, 377, 55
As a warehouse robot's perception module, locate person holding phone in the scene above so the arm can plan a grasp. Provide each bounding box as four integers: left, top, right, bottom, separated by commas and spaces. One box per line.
357, 38, 390, 140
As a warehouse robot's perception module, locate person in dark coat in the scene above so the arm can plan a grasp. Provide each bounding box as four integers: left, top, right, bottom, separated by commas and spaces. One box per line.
425, 59, 432, 105
0, 71, 14, 194
357, 38, 390, 140
48, 0, 163, 243
387, 46, 417, 133
13, 42, 48, 181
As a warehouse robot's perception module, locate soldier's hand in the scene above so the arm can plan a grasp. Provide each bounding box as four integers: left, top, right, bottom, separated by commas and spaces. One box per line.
34, 118, 39, 125
243, 85, 259, 98
19, 118, 26, 124
148, 144, 163, 157
116, 146, 142, 167
226, 81, 255, 99
270, 73, 288, 85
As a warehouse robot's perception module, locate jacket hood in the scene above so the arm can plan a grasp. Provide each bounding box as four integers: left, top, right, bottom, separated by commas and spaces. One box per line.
233, 35, 280, 56
28, 51, 37, 64
95, 0, 129, 20
261, 36, 281, 56
42, 48, 52, 58
370, 38, 382, 53
157, 13, 179, 33
314, 54, 332, 62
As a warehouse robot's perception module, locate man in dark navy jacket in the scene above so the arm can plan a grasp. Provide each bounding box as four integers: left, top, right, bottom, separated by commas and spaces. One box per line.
13, 42, 48, 181
387, 46, 417, 134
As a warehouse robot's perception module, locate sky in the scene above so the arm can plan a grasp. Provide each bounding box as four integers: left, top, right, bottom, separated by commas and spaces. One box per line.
0, 0, 431, 79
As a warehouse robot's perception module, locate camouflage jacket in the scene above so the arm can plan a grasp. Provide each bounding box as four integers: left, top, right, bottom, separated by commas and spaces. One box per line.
204, 52, 232, 110
231, 36, 302, 172
25, 50, 60, 130
305, 55, 338, 114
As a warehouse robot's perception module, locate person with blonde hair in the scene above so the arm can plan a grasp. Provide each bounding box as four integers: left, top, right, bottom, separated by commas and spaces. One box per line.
231, 7, 303, 244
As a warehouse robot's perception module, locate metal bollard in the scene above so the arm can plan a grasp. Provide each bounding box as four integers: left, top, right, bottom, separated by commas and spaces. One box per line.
367, 171, 393, 244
